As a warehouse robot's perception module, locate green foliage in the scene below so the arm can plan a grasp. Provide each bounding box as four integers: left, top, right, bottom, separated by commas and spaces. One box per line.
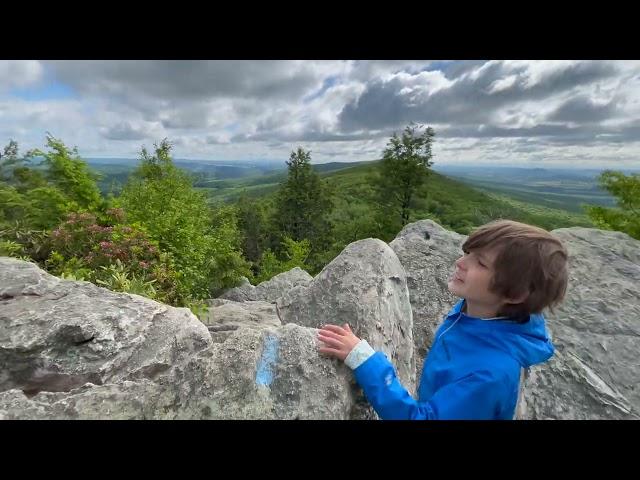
27, 134, 103, 212
272, 147, 333, 269
47, 210, 179, 303
0, 140, 24, 183
208, 203, 252, 295
50, 211, 158, 267
254, 237, 311, 284
116, 139, 249, 303
312, 161, 592, 244
46, 252, 94, 281
273, 148, 333, 242
0, 184, 30, 224
1, 139, 48, 193
0, 239, 24, 257
95, 259, 159, 299
0, 221, 51, 262
1, 131, 615, 313
25, 186, 76, 230
235, 193, 272, 264
0, 184, 72, 232
0, 137, 103, 233
0, 137, 252, 309
371, 124, 435, 238
185, 300, 210, 321
11, 166, 48, 192
586, 170, 640, 239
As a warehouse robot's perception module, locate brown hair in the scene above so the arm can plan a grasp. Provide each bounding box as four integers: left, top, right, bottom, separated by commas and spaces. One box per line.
462, 220, 568, 318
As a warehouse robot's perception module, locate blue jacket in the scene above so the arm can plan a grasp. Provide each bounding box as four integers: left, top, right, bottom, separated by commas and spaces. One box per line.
353, 299, 555, 420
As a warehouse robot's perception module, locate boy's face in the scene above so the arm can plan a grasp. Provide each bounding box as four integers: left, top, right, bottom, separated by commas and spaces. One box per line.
447, 246, 507, 315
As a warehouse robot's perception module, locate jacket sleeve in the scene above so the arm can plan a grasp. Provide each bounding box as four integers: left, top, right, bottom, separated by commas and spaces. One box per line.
354, 351, 509, 420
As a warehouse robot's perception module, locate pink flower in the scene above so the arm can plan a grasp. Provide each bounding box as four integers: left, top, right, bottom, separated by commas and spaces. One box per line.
106, 208, 125, 221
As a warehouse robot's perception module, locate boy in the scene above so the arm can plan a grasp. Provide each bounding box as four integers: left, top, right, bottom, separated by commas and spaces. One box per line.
317, 220, 568, 420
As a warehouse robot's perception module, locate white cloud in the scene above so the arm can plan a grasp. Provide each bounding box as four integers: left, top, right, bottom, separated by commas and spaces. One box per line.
502, 60, 578, 89
101, 120, 165, 141
347, 60, 434, 82
487, 74, 518, 94
1, 60, 639, 167
0, 60, 44, 92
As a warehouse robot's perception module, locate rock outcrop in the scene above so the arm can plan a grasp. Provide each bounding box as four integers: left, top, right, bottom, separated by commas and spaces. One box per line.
2, 220, 639, 420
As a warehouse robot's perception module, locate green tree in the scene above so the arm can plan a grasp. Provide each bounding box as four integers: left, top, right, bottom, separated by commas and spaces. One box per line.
272, 147, 333, 266
27, 134, 103, 212
0, 139, 45, 193
255, 237, 311, 284
0, 140, 21, 182
371, 124, 435, 239
586, 170, 640, 239
236, 192, 272, 264
116, 139, 249, 303
0, 139, 80, 234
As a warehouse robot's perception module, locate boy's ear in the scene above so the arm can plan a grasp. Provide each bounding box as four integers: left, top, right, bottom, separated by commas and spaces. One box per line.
505, 291, 529, 306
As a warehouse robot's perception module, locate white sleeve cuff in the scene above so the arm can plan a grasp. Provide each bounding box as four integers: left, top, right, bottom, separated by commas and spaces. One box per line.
344, 339, 375, 370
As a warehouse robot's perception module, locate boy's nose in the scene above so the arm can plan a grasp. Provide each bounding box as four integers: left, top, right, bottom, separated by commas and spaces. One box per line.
455, 256, 466, 269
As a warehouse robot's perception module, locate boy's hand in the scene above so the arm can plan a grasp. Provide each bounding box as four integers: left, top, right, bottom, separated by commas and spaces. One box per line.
317, 323, 361, 361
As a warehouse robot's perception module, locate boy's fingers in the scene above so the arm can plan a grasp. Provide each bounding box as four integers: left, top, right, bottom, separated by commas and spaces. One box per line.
321, 324, 347, 335
318, 330, 344, 342
344, 323, 353, 333
317, 335, 343, 348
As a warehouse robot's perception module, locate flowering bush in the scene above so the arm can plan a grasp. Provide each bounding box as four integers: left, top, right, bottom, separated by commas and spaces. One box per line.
46, 211, 179, 304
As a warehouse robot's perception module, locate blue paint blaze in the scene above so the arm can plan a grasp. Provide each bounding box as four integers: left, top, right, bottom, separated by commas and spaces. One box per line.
255, 334, 279, 386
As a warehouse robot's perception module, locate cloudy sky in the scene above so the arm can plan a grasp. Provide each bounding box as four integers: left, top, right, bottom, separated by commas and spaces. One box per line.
1, 60, 640, 167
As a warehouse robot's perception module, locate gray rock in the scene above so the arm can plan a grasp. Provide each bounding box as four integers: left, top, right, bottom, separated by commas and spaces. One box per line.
0, 258, 212, 398
0, 325, 359, 420
277, 238, 416, 400
389, 220, 465, 376
516, 228, 640, 419
3, 219, 639, 420
202, 299, 281, 330
169, 324, 357, 419
0, 381, 176, 420
200, 299, 282, 343
219, 267, 312, 303
215, 276, 254, 302
0, 257, 360, 419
